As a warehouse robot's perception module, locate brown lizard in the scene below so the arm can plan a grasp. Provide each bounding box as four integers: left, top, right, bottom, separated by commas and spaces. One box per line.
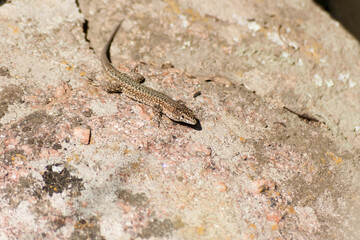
101, 20, 197, 126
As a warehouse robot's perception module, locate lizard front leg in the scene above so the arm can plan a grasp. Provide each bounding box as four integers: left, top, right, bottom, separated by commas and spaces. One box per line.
102, 80, 123, 93
152, 105, 165, 128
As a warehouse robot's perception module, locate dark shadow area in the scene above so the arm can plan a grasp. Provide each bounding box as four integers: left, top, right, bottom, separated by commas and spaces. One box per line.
174, 118, 202, 131
314, 0, 360, 42
314, 0, 331, 11
0, 0, 10, 6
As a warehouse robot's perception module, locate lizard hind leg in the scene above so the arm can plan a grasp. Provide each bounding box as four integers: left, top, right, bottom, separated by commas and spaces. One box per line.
129, 65, 145, 84
127, 71, 145, 84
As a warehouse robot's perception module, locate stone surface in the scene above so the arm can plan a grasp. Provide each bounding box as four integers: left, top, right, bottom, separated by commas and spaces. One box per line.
1, 0, 359, 239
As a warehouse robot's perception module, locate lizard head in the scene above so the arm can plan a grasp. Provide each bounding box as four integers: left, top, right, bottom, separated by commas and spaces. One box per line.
167, 100, 197, 125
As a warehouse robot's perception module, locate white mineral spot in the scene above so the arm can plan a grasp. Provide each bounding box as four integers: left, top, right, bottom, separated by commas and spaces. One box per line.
349, 79, 356, 88
324, 79, 334, 87
313, 74, 323, 87
338, 72, 350, 82
281, 52, 290, 59
297, 58, 303, 66
248, 22, 261, 32
52, 165, 64, 173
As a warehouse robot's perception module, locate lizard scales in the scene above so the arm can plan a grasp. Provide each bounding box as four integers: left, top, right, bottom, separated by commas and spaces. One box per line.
101, 21, 197, 125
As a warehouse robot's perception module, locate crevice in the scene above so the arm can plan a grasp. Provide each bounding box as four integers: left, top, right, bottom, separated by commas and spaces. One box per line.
75, 0, 93, 50
82, 19, 90, 44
